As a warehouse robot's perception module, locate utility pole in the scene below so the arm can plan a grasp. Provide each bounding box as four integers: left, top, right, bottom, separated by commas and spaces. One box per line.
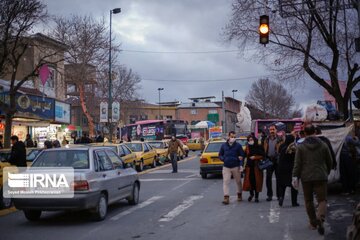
158, 88, 164, 119
222, 91, 226, 134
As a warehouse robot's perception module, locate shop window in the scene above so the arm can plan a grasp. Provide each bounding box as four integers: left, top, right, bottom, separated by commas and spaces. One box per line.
140, 115, 148, 120
166, 115, 173, 120
209, 109, 218, 114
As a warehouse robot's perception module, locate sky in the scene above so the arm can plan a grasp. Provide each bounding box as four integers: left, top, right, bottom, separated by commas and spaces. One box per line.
43, 0, 325, 109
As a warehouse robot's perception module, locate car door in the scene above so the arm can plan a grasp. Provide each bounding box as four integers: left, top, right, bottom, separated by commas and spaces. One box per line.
105, 150, 133, 198
122, 145, 136, 164
94, 150, 118, 203
142, 143, 151, 165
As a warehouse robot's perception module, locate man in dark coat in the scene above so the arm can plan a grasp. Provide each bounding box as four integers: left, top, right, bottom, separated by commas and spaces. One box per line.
80, 133, 92, 144
0, 135, 3, 149
9, 135, 27, 167
95, 131, 104, 143
24, 134, 34, 148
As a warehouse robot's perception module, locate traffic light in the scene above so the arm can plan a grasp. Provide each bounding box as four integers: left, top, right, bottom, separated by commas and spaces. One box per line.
259, 15, 269, 45
354, 89, 360, 109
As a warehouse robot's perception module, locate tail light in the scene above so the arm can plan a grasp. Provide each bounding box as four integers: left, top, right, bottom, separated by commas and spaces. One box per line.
200, 158, 208, 164
72, 180, 89, 191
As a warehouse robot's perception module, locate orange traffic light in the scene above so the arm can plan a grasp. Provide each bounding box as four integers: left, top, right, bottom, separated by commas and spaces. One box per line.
259, 15, 269, 45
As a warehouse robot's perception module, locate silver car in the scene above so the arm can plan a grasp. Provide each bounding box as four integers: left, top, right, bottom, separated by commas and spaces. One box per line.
13, 146, 140, 221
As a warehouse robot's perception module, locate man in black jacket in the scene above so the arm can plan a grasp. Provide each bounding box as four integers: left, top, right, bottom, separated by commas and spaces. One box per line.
9, 135, 27, 167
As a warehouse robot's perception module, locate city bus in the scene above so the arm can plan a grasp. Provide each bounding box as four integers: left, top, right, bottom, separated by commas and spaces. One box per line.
121, 120, 188, 141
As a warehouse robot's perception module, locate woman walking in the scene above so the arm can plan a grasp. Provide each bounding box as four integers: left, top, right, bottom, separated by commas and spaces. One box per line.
278, 134, 299, 207
243, 135, 264, 202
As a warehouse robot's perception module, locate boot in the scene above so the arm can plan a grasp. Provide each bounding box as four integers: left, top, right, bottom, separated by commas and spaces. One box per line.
237, 192, 243, 202
222, 195, 230, 205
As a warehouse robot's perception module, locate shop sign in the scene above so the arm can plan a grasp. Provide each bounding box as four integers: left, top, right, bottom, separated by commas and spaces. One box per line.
55, 101, 70, 123
209, 126, 223, 139
0, 92, 57, 120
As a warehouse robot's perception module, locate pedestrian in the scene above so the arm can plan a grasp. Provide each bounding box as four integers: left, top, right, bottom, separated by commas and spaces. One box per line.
340, 135, 360, 195
277, 134, 299, 207
219, 131, 245, 205
52, 139, 61, 148
80, 133, 92, 144
0, 135, 3, 149
167, 135, 185, 173
44, 140, 53, 149
95, 131, 104, 143
243, 135, 264, 203
315, 126, 337, 170
62, 136, 68, 146
264, 124, 283, 201
24, 134, 34, 148
9, 135, 27, 167
199, 136, 205, 152
292, 124, 332, 235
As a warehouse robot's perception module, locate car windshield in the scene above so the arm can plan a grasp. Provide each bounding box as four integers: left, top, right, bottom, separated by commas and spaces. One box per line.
236, 139, 247, 146
125, 143, 143, 152
26, 149, 43, 162
204, 142, 223, 153
32, 150, 89, 169
148, 142, 164, 148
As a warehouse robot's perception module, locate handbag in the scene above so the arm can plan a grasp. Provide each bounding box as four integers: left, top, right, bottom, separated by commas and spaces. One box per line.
258, 158, 273, 170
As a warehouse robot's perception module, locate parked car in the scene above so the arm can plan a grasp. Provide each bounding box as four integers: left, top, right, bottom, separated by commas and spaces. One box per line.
199, 140, 225, 179
89, 143, 137, 167
0, 148, 43, 209
187, 138, 203, 151
13, 146, 140, 221
123, 141, 158, 172
147, 140, 169, 163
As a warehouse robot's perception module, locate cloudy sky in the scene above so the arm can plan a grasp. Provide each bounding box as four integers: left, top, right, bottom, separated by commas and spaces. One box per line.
43, 0, 325, 108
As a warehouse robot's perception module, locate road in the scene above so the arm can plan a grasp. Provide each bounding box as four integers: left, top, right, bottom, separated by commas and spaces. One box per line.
0, 151, 356, 240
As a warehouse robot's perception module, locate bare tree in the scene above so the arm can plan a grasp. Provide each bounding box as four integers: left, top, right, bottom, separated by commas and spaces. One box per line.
52, 15, 119, 137
0, 0, 63, 147
225, 1, 360, 119
245, 78, 297, 118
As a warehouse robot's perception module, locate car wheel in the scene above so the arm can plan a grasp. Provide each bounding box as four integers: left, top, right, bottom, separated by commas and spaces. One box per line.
151, 158, 156, 168
0, 188, 12, 209
128, 183, 140, 205
136, 160, 144, 172
92, 193, 107, 221
201, 173, 207, 179
24, 210, 42, 221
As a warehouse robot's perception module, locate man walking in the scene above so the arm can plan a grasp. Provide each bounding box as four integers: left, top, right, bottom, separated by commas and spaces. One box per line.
168, 135, 185, 173
292, 125, 332, 235
9, 135, 27, 167
219, 131, 245, 205
264, 124, 283, 201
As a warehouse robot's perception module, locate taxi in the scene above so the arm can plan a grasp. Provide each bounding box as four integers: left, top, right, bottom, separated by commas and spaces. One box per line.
235, 137, 248, 151
186, 138, 203, 151
123, 141, 158, 172
147, 140, 169, 163
88, 143, 137, 166
0, 148, 43, 209
199, 140, 225, 179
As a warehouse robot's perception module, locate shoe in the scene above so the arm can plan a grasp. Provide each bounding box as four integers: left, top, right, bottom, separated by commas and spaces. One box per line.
255, 198, 259, 203
237, 193, 243, 202
317, 219, 325, 235
292, 203, 300, 207
248, 195, 254, 202
278, 198, 284, 207
266, 197, 272, 201
222, 195, 230, 205
172, 171, 177, 173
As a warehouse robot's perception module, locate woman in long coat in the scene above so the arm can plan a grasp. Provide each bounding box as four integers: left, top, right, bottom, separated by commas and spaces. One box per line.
277, 134, 299, 207
243, 135, 264, 203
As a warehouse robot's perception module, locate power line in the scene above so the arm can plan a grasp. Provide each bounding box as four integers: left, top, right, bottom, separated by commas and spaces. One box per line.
141, 74, 271, 82
121, 48, 257, 54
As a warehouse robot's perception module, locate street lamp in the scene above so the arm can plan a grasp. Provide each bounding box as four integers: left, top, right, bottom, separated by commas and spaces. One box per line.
232, 89, 238, 99
108, 7, 121, 142
158, 88, 164, 119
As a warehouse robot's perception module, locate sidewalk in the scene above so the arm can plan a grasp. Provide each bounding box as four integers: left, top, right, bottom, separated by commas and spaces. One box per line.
326, 183, 360, 240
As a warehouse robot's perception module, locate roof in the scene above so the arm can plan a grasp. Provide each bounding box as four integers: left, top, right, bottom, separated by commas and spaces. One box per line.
177, 102, 221, 109
188, 96, 216, 100
32, 33, 68, 51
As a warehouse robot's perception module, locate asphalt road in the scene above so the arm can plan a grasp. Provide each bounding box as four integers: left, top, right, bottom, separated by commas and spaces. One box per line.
0, 151, 357, 240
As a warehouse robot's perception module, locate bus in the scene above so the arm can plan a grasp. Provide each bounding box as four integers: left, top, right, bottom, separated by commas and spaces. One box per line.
121, 120, 188, 141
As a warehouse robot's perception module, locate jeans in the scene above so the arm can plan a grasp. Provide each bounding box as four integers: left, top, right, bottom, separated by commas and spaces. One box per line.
170, 153, 178, 172
302, 181, 327, 226
266, 164, 280, 199
222, 166, 242, 196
